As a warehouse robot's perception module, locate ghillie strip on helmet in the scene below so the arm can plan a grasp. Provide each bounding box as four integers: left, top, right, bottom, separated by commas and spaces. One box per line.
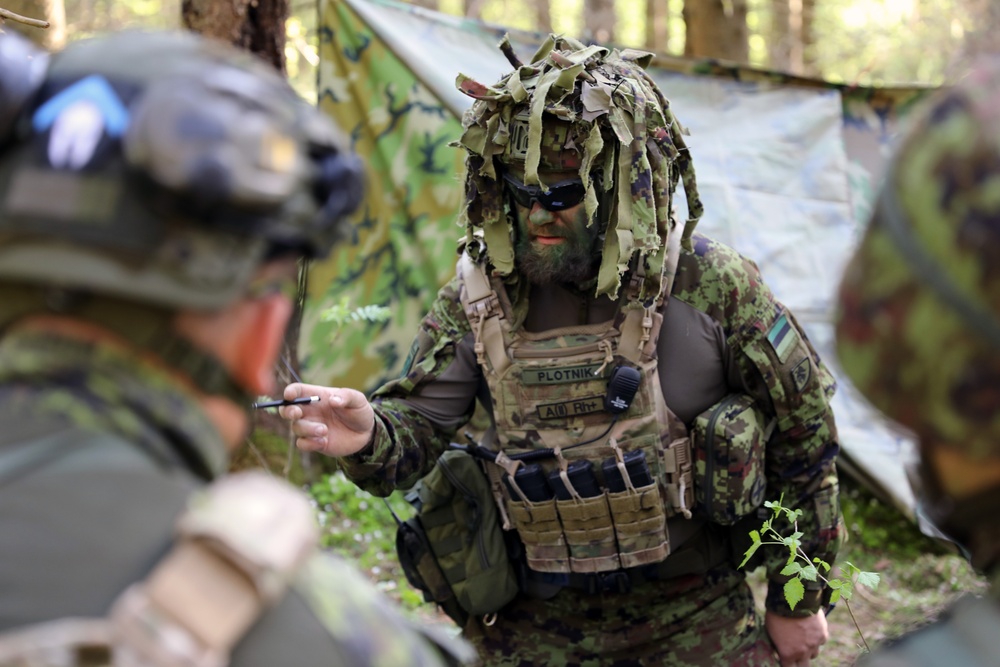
454, 34, 703, 302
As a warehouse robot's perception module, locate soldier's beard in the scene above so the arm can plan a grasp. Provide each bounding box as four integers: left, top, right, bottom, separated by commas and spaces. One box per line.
515, 218, 600, 285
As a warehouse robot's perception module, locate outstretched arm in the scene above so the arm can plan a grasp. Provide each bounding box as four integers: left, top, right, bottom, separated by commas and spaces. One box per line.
279, 277, 482, 494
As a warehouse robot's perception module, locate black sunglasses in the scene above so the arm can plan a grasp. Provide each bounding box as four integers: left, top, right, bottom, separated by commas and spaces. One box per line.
501, 172, 588, 212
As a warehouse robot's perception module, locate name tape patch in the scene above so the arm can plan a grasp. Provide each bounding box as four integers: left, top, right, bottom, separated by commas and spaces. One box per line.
522, 364, 606, 386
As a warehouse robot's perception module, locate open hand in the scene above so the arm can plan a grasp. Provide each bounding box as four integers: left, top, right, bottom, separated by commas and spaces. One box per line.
277, 383, 375, 458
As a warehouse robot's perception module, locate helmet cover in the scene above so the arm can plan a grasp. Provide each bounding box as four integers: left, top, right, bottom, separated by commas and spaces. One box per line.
0, 30, 363, 310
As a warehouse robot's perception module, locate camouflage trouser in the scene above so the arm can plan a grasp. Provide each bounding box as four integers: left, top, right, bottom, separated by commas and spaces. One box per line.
463, 566, 778, 667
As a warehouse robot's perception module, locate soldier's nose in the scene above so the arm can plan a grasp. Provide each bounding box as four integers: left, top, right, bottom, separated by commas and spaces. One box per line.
529, 203, 554, 225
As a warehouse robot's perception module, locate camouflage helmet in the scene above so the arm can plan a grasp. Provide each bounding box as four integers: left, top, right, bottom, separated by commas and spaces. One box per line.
834, 56, 1000, 462
454, 34, 703, 302
0, 29, 363, 310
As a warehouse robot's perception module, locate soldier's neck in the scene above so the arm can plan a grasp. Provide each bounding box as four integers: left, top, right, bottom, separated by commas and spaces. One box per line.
522, 282, 617, 332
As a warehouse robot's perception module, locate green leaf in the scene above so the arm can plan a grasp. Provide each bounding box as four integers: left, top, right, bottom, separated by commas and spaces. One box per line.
856, 571, 881, 591
829, 588, 841, 604
739, 541, 761, 569
784, 577, 805, 610
781, 531, 803, 550
813, 558, 831, 573
799, 564, 819, 582
780, 562, 802, 577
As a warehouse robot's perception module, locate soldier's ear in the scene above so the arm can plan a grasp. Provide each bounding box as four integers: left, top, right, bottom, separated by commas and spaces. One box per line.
229, 293, 294, 397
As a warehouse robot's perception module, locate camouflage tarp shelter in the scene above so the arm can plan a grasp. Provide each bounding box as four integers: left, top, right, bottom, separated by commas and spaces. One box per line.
309, 0, 935, 525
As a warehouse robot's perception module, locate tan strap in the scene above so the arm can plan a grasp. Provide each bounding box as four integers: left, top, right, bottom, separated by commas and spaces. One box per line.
619, 217, 686, 364
457, 252, 510, 375
110, 472, 319, 667
660, 216, 686, 304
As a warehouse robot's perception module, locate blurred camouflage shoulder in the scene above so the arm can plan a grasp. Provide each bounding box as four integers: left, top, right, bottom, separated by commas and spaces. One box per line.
835, 55, 1000, 459
294, 551, 475, 666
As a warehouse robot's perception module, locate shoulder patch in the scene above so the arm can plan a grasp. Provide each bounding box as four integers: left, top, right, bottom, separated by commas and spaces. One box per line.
791, 357, 812, 393
766, 314, 798, 363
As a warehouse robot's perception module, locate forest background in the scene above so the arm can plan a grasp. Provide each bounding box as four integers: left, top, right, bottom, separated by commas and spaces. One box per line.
2, 0, 998, 664
4, 0, 1000, 93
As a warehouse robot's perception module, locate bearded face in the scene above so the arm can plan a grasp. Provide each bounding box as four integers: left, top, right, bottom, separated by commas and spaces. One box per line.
504, 166, 602, 285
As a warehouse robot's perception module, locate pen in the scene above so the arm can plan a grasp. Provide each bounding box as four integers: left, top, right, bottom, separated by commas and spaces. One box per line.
252, 396, 321, 410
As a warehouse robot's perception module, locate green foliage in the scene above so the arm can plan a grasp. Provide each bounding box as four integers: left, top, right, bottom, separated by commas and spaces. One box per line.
309, 470, 427, 610
57, 0, 996, 87
839, 476, 948, 567
741, 495, 881, 651
320, 296, 392, 331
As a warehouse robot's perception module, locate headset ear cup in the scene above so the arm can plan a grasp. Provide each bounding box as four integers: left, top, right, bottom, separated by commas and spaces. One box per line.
0, 32, 48, 146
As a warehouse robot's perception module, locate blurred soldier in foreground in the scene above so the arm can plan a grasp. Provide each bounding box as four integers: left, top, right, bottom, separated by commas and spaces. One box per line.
836, 56, 1000, 665
0, 30, 470, 666
282, 36, 841, 666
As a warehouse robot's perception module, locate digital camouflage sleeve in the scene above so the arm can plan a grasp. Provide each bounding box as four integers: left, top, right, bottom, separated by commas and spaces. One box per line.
673, 235, 842, 616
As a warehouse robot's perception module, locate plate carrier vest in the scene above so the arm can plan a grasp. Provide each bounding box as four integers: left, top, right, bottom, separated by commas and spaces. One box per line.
458, 227, 697, 575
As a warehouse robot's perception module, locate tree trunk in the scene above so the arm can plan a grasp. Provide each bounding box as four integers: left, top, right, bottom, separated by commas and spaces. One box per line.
683, 0, 748, 63
1, 0, 65, 50
462, 0, 484, 20
584, 0, 615, 44
801, 0, 818, 76
644, 0, 669, 53
769, 0, 792, 72
182, 0, 288, 72
960, 0, 1000, 63
535, 0, 553, 34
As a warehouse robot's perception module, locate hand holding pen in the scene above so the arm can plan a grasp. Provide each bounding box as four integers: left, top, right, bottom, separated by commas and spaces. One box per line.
273, 383, 376, 458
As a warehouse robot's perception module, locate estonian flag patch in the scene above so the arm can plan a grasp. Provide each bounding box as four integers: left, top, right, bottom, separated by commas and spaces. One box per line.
766, 313, 797, 363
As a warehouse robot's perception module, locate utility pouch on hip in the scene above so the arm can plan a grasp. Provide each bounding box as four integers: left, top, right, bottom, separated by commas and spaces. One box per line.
691, 394, 770, 525
396, 449, 519, 626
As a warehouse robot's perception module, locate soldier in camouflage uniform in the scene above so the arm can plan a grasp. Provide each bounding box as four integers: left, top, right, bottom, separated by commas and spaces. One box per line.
0, 30, 472, 667
836, 56, 1000, 666
284, 36, 841, 667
